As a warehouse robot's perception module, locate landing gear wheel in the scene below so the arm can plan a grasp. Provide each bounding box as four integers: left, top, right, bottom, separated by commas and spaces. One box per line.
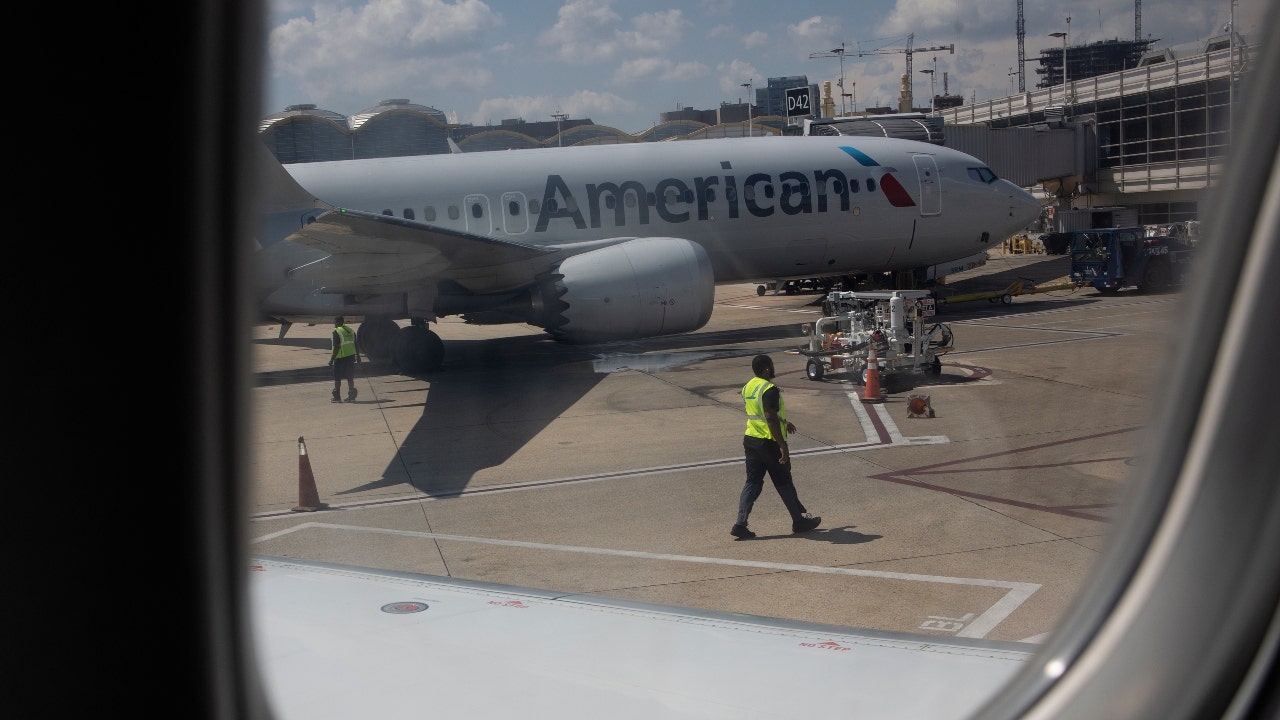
393, 325, 444, 374
757, 285, 767, 296
926, 356, 942, 378
356, 318, 401, 361
806, 358, 825, 381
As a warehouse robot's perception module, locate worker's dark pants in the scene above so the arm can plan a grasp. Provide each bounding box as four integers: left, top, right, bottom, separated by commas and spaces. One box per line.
736, 436, 807, 526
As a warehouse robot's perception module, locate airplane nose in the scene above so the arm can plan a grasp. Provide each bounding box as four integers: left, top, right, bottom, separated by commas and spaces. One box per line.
1005, 181, 1042, 226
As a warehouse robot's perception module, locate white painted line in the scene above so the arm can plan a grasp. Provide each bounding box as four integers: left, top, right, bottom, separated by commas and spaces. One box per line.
252, 522, 1041, 639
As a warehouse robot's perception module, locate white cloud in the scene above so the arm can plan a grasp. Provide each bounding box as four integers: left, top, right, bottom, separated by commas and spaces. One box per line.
716, 58, 760, 95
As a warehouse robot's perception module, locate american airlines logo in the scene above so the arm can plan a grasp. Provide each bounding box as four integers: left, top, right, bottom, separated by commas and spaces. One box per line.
534, 147, 914, 233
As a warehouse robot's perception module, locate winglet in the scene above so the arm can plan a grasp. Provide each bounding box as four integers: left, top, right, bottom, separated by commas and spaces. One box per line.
447, 137, 463, 154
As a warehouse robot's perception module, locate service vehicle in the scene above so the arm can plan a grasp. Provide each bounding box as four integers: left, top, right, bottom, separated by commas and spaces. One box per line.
794, 290, 954, 390
1068, 226, 1196, 294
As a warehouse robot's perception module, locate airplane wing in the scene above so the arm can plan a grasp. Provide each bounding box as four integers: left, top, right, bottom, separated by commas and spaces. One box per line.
283, 207, 560, 294
251, 555, 1033, 720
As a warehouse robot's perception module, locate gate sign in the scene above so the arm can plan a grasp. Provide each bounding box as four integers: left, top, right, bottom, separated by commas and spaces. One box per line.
785, 86, 812, 118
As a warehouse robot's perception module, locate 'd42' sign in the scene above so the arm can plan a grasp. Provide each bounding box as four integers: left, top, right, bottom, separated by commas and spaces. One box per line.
785, 86, 812, 118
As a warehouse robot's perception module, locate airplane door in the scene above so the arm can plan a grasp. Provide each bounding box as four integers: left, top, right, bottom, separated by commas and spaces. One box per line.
501, 192, 528, 235
912, 155, 941, 216
464, 194, 492, 235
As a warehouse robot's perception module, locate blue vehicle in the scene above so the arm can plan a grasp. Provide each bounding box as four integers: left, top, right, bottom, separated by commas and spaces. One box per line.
1068, 226, 1196, 294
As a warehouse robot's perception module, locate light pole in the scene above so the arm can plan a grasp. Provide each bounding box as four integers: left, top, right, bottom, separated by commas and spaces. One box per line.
1008, 66, 1016, 95
1049, 15, 1071, 103
550, 112, 567, 147
740, 79, 753, 136
809, 44, 848, 115
919, 58, 936, 113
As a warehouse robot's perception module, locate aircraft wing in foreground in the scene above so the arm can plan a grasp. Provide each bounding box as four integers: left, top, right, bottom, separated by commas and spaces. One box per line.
251, 556, 1034, 720
257, 136, 1041, 372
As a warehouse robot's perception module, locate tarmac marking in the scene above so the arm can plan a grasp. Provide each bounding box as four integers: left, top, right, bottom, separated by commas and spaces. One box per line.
866, 427, 1137, 522
252, 521, 1040, 639
251, 394, 946, 520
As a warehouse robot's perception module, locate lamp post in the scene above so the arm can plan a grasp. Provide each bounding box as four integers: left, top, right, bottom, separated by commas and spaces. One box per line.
740, 79, 753, 137
1049, 16, 1071, 103
1008, 66, 1016, 95
919, 57, 936, 113
551, 111, 567, 147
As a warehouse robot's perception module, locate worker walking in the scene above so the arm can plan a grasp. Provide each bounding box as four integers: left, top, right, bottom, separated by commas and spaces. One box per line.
731, 354, 821, 539
328, 315, 361, 402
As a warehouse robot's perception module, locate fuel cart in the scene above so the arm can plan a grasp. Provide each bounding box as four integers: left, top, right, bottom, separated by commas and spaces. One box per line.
794, 290, 954, 390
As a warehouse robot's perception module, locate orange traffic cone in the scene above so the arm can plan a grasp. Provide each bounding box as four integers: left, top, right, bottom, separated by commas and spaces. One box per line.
861, 346, 885, 403
292, 436, 329, 512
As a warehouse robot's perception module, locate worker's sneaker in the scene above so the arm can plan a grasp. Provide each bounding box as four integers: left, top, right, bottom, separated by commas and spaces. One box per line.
331, 390, 342, 403
346, 388, 358, 402
730, 524, 756, 540
792, 514, 822, 533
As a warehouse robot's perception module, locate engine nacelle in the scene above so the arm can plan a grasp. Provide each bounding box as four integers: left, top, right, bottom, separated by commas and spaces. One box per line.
533, 237, 715, 343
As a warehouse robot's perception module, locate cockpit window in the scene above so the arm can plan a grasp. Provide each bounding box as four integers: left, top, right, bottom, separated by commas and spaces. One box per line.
967, 167, 999, 183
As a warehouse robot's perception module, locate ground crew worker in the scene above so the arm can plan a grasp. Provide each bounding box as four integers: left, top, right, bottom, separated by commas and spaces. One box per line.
731, 354, 821, 539
328, 315, 360, 402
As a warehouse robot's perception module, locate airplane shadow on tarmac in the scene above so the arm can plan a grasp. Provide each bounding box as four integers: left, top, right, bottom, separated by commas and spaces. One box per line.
313, 318, 813, 499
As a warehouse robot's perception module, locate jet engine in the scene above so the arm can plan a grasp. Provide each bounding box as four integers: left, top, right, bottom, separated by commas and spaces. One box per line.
532, 237, 716, 344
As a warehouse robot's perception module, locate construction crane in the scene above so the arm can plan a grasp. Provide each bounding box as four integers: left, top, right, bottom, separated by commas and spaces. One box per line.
852, 33, 954, 112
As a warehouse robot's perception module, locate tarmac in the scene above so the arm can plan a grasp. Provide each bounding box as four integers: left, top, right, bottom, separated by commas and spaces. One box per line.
246, 248, 1175, 645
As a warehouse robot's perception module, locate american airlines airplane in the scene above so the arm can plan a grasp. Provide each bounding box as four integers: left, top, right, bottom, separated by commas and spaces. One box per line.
257, 136, 1041, 372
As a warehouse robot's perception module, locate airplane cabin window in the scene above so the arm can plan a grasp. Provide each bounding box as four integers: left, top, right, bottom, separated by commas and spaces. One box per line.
239, 4, 1280, 720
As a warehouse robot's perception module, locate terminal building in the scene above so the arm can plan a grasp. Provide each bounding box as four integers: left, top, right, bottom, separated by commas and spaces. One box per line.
258, 33, 1256, 233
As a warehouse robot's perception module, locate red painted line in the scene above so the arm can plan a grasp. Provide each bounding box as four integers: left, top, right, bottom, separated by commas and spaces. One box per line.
868, 427, 1138, 522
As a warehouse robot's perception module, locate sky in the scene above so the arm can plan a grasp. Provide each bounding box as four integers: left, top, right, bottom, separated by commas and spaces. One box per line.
264, 0, 1266, 135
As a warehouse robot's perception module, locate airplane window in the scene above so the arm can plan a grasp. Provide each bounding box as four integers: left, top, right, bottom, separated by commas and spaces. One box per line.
239, 5, 1280, 720
967, 167, 1000, 184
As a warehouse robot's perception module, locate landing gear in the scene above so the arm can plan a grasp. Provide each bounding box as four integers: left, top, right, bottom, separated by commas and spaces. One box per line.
393, 324, 444, 374
356, 318, 401, 361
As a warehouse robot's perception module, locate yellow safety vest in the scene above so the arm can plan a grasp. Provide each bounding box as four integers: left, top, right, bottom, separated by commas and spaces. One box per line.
334, 325, 357, 359
742, 376, 786, 441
